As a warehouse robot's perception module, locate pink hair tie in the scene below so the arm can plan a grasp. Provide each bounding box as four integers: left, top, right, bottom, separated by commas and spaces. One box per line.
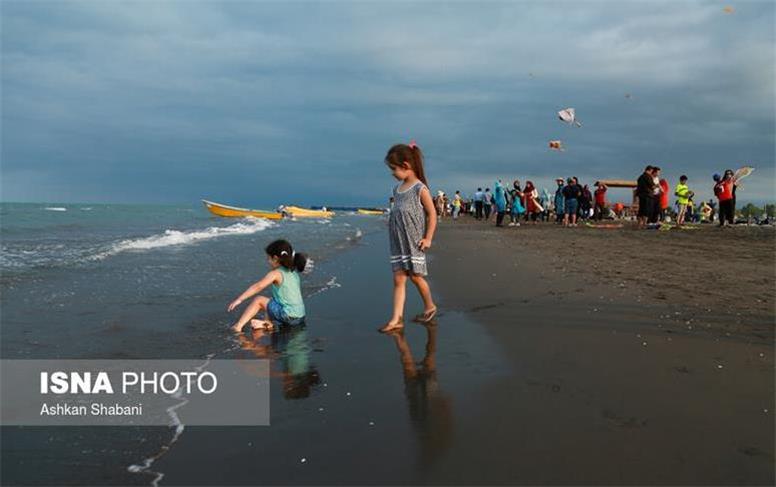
408, 139, 417, 149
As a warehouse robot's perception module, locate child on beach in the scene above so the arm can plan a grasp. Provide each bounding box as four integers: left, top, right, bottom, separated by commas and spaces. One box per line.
228, 239, 307, 332
380, 141, 438, 333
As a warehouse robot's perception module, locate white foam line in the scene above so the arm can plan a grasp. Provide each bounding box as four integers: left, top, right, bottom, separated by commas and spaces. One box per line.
126, 353, 217, 486
90, 217, 274, 261
307, 276, 342, 298
44, 207, 67, 211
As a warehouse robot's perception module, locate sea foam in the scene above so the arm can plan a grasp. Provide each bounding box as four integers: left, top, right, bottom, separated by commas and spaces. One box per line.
91, 217, 274, 261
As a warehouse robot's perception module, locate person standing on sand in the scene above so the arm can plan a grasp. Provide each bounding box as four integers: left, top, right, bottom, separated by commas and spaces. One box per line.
473, 188, 484, 220
494, 180, 507, 227
509, 180, 525, 226
483, 188, 493, 221
714, 169, 738, 227
594, 181, 608, 221
554, 178, 565, 224
675, 175, 693, 226
636, 165, 655, 228
539, 188, 551, 222
524, 181, 542, 224
659, 176, 670, 221
562, 177, 581, 227
649, 167, 663, 224
380, 141, 438, 333
435, 190, 445, 219
580, 184, 593, 221
452, 191, 462, 220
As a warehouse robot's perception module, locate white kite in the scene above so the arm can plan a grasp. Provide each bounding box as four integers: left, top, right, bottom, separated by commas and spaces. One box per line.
733, 166, 754, 181
558, 108, 582, 127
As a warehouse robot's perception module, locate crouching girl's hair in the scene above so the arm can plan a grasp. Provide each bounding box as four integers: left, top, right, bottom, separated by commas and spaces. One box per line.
265, 239, 307, 272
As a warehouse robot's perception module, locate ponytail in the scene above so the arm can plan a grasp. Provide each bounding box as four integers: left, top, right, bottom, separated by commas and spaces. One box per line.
265, 239, 307, 272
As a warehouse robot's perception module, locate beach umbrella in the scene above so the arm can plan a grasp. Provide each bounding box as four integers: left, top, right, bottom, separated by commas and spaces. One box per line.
558, 108, 582, 127
548, 140, 564, 151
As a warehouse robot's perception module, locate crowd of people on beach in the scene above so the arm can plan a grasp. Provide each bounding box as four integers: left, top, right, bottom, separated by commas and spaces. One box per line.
429, 165, 764, 229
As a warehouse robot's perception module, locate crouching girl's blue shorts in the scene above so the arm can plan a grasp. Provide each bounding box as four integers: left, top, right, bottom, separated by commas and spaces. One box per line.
267, 298, 305, 326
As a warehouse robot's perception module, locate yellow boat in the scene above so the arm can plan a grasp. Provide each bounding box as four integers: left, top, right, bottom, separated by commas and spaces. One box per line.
202, 200, 283, 220
283, 206, 335, 218
357, 209, 385, 215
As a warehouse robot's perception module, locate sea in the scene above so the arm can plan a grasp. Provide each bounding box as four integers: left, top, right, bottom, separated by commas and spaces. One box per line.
0, 202, 508, 485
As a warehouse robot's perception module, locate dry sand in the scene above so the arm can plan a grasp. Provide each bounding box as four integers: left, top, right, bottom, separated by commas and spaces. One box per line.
422, 218, 774, 485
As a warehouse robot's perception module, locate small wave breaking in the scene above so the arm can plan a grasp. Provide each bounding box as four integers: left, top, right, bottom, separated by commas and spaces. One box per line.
91, 217, 274, 261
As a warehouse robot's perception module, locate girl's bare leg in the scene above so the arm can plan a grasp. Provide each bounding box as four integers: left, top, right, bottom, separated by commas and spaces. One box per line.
232, 295, 269, 332
379, 271, 407, 332
409, 273, 436, 315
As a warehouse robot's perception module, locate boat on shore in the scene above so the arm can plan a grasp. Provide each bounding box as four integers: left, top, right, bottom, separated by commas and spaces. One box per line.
282, 206, 335, 218
201, 200, 283, 220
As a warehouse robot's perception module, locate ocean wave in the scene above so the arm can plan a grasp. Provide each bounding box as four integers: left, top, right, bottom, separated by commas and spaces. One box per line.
44, 207, 67, 211
91, 217, 275, 261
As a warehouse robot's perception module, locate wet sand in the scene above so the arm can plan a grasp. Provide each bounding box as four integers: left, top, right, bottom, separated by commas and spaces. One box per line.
425, 218, 774, 485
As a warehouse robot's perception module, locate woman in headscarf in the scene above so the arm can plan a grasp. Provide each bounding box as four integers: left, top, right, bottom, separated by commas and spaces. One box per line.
508, 180, 525, 226
524, 181, 543, 224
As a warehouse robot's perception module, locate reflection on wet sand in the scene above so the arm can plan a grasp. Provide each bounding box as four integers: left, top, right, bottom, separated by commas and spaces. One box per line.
238, 326, 321, 399
387, 322, 453, 470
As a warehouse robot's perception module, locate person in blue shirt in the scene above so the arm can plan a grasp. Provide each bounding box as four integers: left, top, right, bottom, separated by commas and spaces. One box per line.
473, 188, 484, 219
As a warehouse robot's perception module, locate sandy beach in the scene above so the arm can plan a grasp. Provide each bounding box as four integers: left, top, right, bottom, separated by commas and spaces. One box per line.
423, 218, 774, 484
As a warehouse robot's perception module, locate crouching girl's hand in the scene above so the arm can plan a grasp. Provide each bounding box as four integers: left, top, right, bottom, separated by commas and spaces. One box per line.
227, 298, 242, 312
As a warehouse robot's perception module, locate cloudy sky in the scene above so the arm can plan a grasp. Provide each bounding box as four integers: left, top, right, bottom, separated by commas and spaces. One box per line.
1, 0, 774, 207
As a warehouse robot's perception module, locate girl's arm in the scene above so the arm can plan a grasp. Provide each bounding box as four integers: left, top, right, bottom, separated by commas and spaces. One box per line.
418, 186, 437, 251
227, 270, 280, 312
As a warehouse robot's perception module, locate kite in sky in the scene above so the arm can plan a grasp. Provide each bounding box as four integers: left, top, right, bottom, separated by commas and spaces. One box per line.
723, 6, 734, 14
733, 166, 754, 181
558, 108, 582, 127
548, 140, 564, 151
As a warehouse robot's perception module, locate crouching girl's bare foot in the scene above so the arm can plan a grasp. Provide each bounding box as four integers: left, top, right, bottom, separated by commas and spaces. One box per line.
378, 316, 404, 333
231, 323, 245, 333
250, 319, 275, 331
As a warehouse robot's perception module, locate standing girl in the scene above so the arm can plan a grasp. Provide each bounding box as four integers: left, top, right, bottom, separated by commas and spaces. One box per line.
380, 141, 438, 333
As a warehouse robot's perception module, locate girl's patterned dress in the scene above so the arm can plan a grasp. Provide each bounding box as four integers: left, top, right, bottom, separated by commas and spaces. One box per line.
389, 180, 428, 276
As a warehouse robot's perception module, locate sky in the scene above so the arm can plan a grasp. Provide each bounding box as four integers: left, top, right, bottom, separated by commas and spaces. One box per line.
1, 0, 774, 207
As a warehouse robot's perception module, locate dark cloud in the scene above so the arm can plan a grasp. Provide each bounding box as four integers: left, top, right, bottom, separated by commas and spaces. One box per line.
1, 0, 773, 207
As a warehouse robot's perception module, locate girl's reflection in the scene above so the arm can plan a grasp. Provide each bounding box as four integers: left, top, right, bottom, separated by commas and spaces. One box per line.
388, 322, 453, 468
238, 326, 321, 399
